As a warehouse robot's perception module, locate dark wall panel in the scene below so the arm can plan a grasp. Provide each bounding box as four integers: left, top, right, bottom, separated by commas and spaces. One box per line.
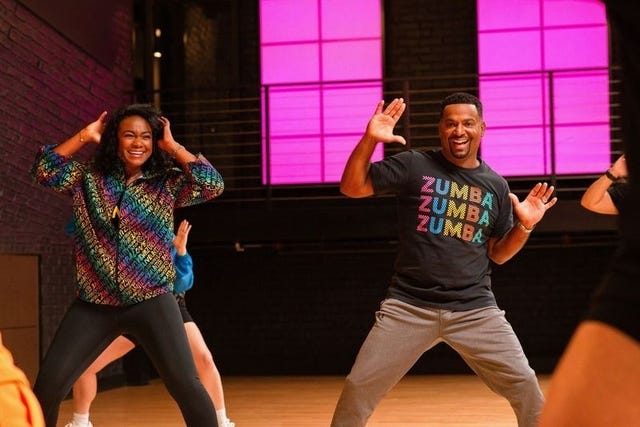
185, 230, 614, 375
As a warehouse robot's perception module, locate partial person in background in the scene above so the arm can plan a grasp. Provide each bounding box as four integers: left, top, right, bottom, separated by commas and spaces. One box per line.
580, 154, 628, 214
31, 103, 224, 426
65, 220, 234, 427
0, 332, 45, 427
538, 1, 640, 425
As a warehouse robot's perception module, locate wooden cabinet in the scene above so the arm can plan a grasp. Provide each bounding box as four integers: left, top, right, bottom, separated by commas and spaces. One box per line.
0, 254, 39, 384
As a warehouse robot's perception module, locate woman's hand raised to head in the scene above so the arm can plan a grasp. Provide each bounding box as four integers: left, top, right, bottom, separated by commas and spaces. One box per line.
157, 116, 178, 154
82, 111, 108, 144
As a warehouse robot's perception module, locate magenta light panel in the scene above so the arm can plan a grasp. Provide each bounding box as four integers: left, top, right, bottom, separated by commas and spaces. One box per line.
260, 0, 383, 185
477, 0, 610, 177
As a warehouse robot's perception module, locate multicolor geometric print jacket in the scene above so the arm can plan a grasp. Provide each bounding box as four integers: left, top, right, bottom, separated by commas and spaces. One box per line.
31, 145, 224, 306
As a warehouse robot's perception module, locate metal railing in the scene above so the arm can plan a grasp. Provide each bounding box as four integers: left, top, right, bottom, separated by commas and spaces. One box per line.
136, 68, 622, 202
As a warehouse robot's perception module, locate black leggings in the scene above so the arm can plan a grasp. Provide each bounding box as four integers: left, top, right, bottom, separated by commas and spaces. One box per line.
33, 293, 217, 427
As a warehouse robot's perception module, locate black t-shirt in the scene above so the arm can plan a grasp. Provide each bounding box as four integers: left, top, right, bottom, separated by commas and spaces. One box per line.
587, 240, 640, 342
591, 181, 639, 341
608, 182, 630, 211
369, 149, 513, 310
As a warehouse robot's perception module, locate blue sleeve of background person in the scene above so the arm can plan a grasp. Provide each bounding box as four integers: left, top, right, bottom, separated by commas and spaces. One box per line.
172, 248, 194, 294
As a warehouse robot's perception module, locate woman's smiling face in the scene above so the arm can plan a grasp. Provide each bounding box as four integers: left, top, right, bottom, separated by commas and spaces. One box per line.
117, 115, 153, 176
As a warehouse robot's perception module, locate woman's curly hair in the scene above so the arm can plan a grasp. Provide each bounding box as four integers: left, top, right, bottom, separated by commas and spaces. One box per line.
94, 104, 174, 175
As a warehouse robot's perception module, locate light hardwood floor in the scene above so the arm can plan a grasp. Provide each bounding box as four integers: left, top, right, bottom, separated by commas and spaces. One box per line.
57, 375, 550, 427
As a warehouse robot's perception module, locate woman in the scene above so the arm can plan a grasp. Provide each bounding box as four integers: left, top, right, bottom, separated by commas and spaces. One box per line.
31, 104, 224, 426
65, 220, 234, 427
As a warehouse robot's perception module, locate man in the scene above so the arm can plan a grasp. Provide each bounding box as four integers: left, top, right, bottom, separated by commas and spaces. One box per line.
331, 93, 557, 427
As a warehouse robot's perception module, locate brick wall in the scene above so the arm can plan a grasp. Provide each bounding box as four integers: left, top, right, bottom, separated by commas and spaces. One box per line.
0, 0, 133, 354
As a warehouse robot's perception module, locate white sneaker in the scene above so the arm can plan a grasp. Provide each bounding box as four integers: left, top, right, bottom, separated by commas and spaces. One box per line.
220, 418, 235, 427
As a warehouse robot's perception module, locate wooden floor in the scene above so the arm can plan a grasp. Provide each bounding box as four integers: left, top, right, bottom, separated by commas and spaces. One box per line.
57, 375, 550, 426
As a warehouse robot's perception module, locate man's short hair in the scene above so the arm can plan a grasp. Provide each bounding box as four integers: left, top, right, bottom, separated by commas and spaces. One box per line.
440, 92, 483, 118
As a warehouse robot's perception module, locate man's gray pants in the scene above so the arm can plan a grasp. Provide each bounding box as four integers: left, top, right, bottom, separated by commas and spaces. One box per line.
331, 298, 544, 427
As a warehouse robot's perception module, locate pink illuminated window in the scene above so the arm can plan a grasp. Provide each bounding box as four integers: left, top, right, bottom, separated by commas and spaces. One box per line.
260, 0, 383, 185
477, 0, 610, 176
